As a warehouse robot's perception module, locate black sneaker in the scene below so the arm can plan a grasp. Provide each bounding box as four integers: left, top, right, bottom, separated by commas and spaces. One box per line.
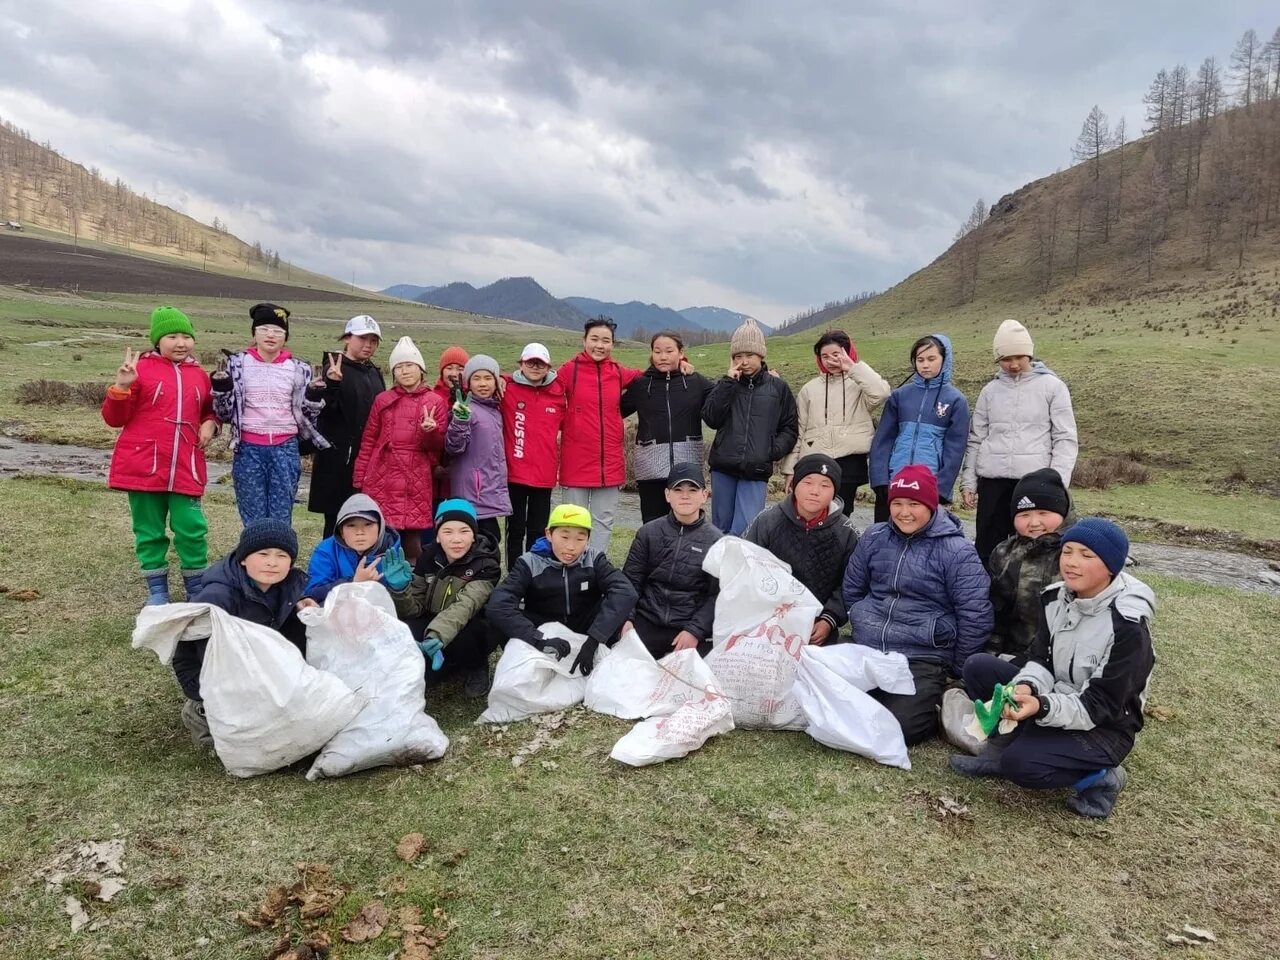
463, 665, 490, 699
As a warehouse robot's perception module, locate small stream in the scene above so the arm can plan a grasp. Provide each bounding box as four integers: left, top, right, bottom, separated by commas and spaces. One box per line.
2, 437, 1277, 596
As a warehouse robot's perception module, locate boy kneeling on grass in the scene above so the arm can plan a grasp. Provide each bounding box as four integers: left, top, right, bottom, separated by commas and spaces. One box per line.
952, 518, 1155, 819
487, 504, 637, 677
385, 499, 502, 698
175, 520, 315, 747
302, 493, 402, 602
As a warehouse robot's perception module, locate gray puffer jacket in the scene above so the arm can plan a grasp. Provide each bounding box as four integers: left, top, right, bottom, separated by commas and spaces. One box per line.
1013, 572, 1156, 762
961, 362, 1077, 489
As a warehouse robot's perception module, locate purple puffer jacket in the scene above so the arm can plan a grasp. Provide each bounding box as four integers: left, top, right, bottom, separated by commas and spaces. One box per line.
445, 396, 512, 519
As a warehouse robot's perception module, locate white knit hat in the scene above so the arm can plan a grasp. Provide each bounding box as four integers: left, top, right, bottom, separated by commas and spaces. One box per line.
993, 319, 1034, 360
388, 336, 426, 372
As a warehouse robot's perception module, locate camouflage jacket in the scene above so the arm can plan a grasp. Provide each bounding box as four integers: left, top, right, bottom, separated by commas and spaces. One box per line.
986, 515, 1076, 657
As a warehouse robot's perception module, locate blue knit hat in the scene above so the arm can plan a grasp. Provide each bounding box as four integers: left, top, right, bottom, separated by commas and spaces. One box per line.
434, 497, 478, 534
235, 519, 299, 562
1061, 517, 1128, 577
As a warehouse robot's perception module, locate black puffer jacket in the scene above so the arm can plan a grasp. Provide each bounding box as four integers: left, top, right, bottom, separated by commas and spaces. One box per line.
487, 540, 637, 646
622, 511, 723, 640
621, 368, 714, 482
743, 496, 859, 629
702, 365, 799, 480
173, 554, 309, 701
308, 354, 386, 514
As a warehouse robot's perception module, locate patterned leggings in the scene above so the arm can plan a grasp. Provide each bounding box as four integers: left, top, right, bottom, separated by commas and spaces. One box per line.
232, 438, 301, 526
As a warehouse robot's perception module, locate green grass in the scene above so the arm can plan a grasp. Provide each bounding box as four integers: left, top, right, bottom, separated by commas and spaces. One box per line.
1, 475, 1278, 959
3, 265, 1279, 544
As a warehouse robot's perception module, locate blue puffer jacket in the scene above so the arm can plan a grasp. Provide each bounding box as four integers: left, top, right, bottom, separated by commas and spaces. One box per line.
868, 333, 970, 500
842, 508, 992, 673
303, 493, 402, 602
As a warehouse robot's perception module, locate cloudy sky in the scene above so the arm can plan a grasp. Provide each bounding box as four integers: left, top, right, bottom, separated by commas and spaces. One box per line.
0, 2, 1273, 323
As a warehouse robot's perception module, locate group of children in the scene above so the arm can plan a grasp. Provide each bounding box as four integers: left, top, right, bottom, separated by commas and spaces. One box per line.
104, 304, 1152, 820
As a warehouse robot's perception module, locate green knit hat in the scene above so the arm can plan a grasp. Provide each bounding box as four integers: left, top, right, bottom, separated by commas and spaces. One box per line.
149, 305, 195, 345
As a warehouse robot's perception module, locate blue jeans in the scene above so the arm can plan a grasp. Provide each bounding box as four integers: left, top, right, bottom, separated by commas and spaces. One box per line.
710, 471, 766, 536
232, 438, 301, 526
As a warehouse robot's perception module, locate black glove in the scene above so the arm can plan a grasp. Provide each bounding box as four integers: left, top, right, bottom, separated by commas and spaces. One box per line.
523, 633, 570, 660
570, 638, 601, 677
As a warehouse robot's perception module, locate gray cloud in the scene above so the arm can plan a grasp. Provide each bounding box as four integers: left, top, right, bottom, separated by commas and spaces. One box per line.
0, 0, 1274, 322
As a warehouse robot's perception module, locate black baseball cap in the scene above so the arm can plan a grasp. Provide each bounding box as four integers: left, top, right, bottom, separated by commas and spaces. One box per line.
666, 462, 706, 489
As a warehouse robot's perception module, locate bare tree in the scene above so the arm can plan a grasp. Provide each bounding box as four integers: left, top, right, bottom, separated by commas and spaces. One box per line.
1129, 150, 1171, 281
1231, 29, 1260, 108
1028, 186, 1062, 292
1111, 116, 1128, 223
1143, 69, 1171, 133
951, 198, 986, 303
1269, 26, 1280, 98
1072, 105, 1111, 180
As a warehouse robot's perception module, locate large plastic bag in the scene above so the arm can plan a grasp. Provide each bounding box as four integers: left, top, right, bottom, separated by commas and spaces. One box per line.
609, 685, 734, 767
793, 644, 912, 769
585, 629, 719, 719
477, 623, 598, 723
299, 582, 449, 780
132, 603, 364, 778
804, 643, 915, 696
701, 537, 822, 730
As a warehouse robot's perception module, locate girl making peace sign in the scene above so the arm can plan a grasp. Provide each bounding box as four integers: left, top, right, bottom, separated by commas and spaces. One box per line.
102, 306, 219, 606
352, 336, 449, 563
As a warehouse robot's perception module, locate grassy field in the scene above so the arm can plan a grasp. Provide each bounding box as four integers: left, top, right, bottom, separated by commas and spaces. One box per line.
1, 475, 1278, 959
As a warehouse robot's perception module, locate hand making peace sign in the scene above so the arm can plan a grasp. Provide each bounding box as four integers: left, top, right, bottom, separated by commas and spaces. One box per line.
420, 401, 438, 433
115, 348, 140, 390
325, 351, 344, 382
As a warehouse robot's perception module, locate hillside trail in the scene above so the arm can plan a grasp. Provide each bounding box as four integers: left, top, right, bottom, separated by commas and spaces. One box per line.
2, 436, 1276, 597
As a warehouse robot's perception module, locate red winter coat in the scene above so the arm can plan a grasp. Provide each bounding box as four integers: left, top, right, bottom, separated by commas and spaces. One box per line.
102, 353, 216, 496
557, 352, 641, 487
353, 385, 449, 529
501, 373, 569, 488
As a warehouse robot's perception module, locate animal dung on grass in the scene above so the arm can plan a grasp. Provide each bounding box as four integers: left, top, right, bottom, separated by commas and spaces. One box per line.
395, 832, 428, 863
341, 900, 389, 943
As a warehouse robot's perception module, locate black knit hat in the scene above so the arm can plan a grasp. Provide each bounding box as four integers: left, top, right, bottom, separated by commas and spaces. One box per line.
235, 519, 299, 561
1011, 468, 1070, 519
250, 302, 291, 340
793, 453, 842, 490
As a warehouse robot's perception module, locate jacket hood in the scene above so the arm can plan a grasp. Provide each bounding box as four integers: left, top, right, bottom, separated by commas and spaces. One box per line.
203, 552, 303, 605
888, 505, 964, 540
336, 493, 387, 547
530, 536, 595, 568
425, 529, 501, 570
1051, 569, 1155, 621
469, 394, 501, 409
512, 368, 558, 387
995, 359, 1056, 384
911, 332, 954, 387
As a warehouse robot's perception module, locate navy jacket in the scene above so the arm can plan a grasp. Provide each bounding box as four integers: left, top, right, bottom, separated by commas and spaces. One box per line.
623, 511, 722, 641
173, 553, 309, 701
842, 508, 992, 673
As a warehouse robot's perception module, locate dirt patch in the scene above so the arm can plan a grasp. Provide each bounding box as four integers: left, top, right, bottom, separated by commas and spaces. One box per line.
0, 234, 374, 302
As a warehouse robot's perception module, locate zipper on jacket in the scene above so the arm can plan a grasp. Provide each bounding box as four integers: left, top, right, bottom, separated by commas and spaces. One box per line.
664, 377, 674, 469
563, 565, 572, 619
168, 362, 184, 491
879, 538, 912, 652
596, 363, 606, 486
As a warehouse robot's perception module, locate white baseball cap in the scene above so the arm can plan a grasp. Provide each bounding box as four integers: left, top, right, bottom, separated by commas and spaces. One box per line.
342, 314, 382, 338
520, 342, 551, 364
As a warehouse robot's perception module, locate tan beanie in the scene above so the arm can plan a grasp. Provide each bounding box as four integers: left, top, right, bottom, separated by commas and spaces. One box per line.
993, 318, 1034, 360
729, 319, 767, 358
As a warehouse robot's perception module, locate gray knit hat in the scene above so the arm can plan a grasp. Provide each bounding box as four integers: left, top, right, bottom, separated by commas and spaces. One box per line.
729, 319, 767, 358
462, 354, 500, 386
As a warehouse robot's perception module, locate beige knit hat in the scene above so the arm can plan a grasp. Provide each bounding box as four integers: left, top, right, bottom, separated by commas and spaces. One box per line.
993, 318, 1034, 360
729, 319, 767, 358
388, 336, 426, 372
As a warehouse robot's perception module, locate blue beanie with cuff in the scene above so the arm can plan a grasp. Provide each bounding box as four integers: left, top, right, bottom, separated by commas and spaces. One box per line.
1061, 517, 1128, 577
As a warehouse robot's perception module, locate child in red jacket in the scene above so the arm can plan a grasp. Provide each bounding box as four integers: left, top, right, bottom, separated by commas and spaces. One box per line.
102, 306, 218, 606
500, 342, 568, 569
